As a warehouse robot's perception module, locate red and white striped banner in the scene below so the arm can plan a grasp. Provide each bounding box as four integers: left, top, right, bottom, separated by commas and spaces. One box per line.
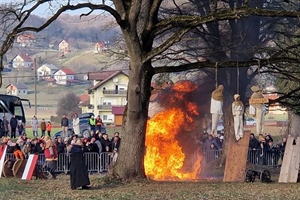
21, 154, 38, 180
0, 145, 7, 178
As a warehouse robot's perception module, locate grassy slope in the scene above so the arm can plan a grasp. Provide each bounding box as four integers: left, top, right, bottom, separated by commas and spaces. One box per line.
0, 175, 299, 200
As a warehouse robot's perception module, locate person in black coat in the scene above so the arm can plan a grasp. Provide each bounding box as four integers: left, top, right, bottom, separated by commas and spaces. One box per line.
30, 138, 44, 154
249, 133, 260, 150
111, 136, 120, 151
10, 115, 18, 138
56, 137, 66, 154
2, 116, 9, 137
70, 139, 90, 190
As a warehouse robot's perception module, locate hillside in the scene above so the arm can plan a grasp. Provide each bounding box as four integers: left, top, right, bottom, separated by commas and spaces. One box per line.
0, 71, 91, 117
1, 13, 128, 119
1, 49, 129, 119
23, 14, 121, 47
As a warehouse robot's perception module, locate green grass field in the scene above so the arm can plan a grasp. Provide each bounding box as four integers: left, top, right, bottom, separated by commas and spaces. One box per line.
0, 174, 299, 200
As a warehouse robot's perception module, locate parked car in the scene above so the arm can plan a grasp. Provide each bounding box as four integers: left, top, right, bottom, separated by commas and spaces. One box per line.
245, 118, 256, 126
217, 120, 224, 131
2, 68, 12, 72
53, 116, 106, 139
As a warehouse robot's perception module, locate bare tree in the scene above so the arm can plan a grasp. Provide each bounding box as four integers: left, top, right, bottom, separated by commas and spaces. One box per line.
1, 0, 300, 180
56, 91, 81, 117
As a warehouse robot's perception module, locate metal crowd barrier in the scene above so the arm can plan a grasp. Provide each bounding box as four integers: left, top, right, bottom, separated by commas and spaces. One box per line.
203, 150, 222, 163
5, 152, 114, 173
203, 149, 282, 167
5, 149, 280, 174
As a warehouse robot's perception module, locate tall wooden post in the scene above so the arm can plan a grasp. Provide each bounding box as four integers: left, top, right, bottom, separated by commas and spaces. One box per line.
278, 136, 300, 183
34, 57, 37, 116
223, 131, 250, 182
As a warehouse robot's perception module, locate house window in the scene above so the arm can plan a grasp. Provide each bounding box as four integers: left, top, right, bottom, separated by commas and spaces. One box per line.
103, 115, 107, 120
18, 90, 20, 93
23, 91, 25, 93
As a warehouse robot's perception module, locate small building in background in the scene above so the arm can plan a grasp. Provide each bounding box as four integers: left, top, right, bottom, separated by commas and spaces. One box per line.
12, 54, 33, 69
6, 83, 28, 95
16, 34, 36, 47
58, 40, 70, 54
37, 64, 59, 80
112, 106, 125, 126
79, 94, 90, 113
94, 42, 106, 53
53, 68, 75, 85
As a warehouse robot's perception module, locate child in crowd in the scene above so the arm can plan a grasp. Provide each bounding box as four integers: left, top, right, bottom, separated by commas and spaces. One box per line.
17, 120, 25, 136
46, 121, 52, 137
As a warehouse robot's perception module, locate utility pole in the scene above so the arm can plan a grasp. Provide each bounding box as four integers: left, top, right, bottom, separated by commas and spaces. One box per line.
34, 57, 37, 116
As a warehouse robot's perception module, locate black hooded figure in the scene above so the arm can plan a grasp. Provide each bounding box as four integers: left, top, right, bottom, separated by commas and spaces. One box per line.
70, 139, 90, 190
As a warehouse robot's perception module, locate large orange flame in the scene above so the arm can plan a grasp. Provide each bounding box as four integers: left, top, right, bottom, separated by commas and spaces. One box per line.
145, 81, 202, 180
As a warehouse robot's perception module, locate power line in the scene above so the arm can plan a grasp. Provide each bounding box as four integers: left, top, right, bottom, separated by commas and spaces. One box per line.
1, 71, 92, 79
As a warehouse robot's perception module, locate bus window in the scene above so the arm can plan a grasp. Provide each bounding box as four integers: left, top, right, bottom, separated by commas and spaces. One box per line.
14, 106, 23, 117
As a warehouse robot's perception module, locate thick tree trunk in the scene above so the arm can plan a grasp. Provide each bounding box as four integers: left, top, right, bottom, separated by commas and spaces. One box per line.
218, 89, 235, 166
113, 62, 153, 180
289, 112, 300, 137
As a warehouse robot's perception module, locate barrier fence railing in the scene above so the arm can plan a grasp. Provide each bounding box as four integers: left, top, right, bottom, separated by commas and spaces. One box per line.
5, 152, 113, 173
4, 149, 281, 175
203, 149, 282, 167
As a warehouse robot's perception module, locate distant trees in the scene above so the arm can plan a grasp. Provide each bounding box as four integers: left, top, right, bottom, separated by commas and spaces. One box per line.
28, 14, 119, 45
56, 92, 81, 118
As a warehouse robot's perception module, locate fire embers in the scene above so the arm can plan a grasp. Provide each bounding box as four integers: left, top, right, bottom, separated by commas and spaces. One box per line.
145, 81, 202, 181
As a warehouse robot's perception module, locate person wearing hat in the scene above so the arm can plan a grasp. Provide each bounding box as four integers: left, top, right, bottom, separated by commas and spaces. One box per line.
210, 85, 224, 136
249, 86, 266, 135
232, 94, 244, 140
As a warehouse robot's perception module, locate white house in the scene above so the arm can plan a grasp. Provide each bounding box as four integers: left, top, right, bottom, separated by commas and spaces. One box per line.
12, 54, 33, 69
37, 64, 59, 80
53, 68, 75, 85
16, 34, 36, 47
6, 83, 28, 95
81, 70, 129, 124
94, 42, 107, 53
58, 40, 70, 54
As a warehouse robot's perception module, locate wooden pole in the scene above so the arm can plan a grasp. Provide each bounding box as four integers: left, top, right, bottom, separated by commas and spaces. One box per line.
34, 58, 37, 116
223, 131, 250, 182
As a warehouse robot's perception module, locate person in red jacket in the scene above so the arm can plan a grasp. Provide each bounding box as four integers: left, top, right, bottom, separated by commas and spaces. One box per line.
46, 121, 52, 137
41, 135, 58, 179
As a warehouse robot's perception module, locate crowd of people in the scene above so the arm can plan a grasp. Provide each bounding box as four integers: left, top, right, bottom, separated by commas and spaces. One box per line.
248, 133, 286, 166
0, 112, 122, 190
1, 130, 121, 161
199, 130, 287, 166
0, 115, 52, 139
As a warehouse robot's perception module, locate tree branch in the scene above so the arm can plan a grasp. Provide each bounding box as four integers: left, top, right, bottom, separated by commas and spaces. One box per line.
153, 7, 300, 38
153, 57, 300, 74
143, 28, 190, 62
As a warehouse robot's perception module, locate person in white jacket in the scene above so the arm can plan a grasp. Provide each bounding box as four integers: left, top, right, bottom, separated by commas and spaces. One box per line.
210, 85, 224, 136
72, 114, 80, 135
31, 115, 39, 137
232, 94, 244, 141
